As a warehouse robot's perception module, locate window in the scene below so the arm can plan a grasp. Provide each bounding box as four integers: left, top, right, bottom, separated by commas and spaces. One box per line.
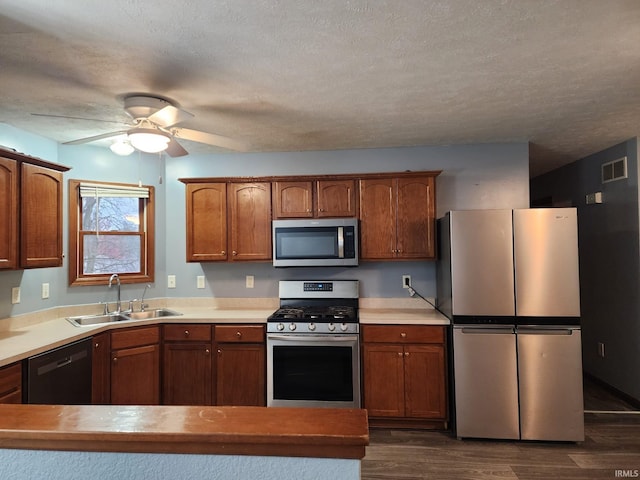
69, 179, 155, 286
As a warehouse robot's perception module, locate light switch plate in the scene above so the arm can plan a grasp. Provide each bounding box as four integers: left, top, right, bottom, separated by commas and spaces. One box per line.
168, 275, 176, 288
42, 283, 50, 299
197, 276, 205, 289
246, 275, 255, 288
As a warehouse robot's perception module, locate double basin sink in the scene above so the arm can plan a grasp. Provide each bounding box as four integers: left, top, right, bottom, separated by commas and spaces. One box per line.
67, 308, 182, 327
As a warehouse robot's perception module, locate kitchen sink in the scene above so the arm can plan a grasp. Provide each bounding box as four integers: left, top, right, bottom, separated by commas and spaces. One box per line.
66, 308, 182, 327
126, 308, 183, 320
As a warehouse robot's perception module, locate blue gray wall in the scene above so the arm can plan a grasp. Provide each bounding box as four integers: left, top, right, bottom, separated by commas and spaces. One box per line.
0, 123, 529, 319
531, 137, 640, 403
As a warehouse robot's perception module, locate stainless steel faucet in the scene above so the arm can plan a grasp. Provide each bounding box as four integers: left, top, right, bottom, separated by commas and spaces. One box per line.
108, 273, 121, 313
141, 284, 151, 311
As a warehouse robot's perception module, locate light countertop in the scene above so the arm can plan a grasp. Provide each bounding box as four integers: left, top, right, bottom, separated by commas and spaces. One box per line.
0, 298, 449, 367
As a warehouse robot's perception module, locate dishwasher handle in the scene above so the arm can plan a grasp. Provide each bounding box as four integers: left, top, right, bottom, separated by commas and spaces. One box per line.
36, 349, 89, 376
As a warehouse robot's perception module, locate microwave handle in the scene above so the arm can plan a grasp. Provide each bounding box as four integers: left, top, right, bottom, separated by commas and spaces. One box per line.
337, 226, 344, 258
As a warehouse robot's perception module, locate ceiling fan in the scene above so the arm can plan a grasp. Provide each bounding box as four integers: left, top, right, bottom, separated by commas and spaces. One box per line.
61, 94, 248, 157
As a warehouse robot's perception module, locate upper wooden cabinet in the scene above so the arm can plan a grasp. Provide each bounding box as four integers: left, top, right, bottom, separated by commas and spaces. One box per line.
185, 182, 272, 262
185, 183, 227, 262
0, 157, 18, 269
227, 183, 272, 261
359, 175, 436, 260
273, 179, 356, 218
0, 149, 69, 270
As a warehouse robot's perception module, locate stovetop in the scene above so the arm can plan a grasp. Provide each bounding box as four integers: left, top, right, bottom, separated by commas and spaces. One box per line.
267, 280, 360, 334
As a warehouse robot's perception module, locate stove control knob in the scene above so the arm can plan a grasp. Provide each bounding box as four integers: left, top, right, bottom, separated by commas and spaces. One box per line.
277, 323, 285, 331
328, 323, 336, 331
308, 323, 316, 331
289, 323, 297, 331
340, 323, 349, 332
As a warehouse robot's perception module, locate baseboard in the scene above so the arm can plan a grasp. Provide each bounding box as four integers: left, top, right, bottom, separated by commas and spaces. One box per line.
584, 372, 640, 409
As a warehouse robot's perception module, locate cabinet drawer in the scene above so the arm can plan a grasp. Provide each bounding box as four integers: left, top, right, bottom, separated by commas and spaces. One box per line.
164, 324, 212, 342
111, 326, 160, 350
215, 325, 265, 343
362, 325, 444, 344
0, 362, 21, 398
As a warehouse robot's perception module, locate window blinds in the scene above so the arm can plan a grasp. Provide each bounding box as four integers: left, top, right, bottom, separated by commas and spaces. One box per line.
79, 182, 149, 199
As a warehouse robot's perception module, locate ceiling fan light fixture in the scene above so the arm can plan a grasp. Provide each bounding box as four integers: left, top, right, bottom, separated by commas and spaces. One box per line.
127, 127, 171, 153
109, 139, 135, 156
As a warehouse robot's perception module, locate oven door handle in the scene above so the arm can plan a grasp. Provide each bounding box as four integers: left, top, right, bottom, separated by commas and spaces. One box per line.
267, 334, 358, 342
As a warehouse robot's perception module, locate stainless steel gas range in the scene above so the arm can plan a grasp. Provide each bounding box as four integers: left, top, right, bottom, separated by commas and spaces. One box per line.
266, 280, 360, 409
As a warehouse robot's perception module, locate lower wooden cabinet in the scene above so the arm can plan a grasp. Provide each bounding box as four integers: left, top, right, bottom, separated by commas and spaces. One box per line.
163, 324, 213, 405
0, 362, 22, 404
91, 332, 111, 404
110, 326, 161, 405
214, 325, 266, 406
362, 325, 447, 428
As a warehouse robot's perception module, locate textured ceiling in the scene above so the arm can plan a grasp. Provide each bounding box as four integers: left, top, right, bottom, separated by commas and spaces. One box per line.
1, 0, 639, 177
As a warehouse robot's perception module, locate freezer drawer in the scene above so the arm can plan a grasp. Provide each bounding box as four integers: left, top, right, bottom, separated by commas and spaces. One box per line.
517, 327, 584, 441
453, 325, 520, 439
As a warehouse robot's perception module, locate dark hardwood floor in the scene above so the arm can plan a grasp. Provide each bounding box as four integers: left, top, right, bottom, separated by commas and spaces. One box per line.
362, 377, 640, 480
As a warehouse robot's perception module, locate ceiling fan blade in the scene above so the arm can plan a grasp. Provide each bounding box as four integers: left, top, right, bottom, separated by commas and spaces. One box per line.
173, 128, 249, 152
63, 130, 129, 145
164, 137, 189, 157
147, 105, 194, 128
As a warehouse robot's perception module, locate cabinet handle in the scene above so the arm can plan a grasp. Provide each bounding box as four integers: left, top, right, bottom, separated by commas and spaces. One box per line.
400, 332, 407, 338
221, 251, 226, 255
205, 349, 210, 354
318, 208, 324, 212
236, 331, 242, 338
217, 349, 222, 355
184, 330, 190, 337
397, 352, 403, 357
405, 352, 410, 357
232, 251, 238, 256
112, 357, 118, 363
95, 343, 100, 349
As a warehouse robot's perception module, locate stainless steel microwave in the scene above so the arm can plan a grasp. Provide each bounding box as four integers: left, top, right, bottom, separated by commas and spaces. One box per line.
272, 218, 359, 267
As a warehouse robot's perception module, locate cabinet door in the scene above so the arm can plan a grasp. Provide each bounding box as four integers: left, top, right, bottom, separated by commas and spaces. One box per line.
396, 176, 435, 259
227, 183, 272, 261
359, 178, 396, 259
20, 163, 63, 268
0, 157, 18, 270
273, 181, 313, 218
186, 183, 227, 261
92, 332, 111, 404
316, 179, 356, 218
163, 343, 212, 405
216, 343, 265, 406
362, 344, 405, 417
111, 344, 160, 405
0, 362, 22, 404
403, 345, 446, 419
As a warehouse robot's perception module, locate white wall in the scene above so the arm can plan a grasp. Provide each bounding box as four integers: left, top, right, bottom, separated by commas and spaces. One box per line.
0, 123, 529, 318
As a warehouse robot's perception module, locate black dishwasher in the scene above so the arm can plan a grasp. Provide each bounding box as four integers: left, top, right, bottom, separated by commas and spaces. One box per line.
24, 337, 92, 404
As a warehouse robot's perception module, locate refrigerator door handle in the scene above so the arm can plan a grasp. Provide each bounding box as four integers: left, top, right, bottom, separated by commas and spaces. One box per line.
517, 327, 578, 335
459, 327, 515, 335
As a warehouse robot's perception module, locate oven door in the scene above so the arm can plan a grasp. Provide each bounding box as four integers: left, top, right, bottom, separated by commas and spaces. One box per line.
267, 333, 361, 408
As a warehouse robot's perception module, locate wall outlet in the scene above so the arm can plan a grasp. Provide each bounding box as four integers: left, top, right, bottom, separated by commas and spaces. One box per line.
402, 275, 411, 289
11, 287, 20, 304
598, 342, 605, 358
196, 276, 205, 289
246, 275, 255, 288
167, 275, 176, 289
42, 283, 50, 299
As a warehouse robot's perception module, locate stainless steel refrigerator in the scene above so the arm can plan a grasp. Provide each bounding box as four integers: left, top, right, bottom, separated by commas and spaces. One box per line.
437, 208, 584, 441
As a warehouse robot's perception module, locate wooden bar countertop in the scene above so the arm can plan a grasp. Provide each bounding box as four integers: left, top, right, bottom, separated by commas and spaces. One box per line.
0, 405, 369, 459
